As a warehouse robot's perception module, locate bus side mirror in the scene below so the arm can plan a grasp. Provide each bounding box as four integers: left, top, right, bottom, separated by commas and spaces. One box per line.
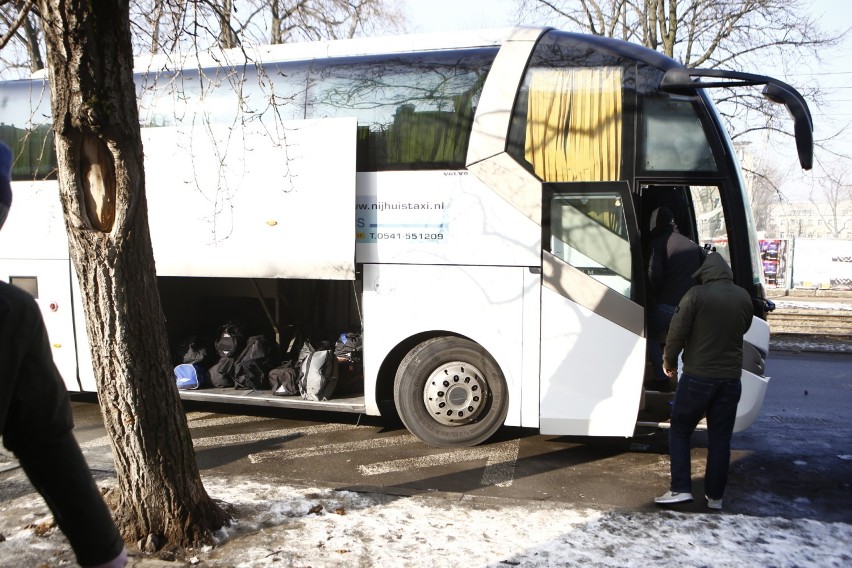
661, 67, 814, 171
761, 83, 813, 171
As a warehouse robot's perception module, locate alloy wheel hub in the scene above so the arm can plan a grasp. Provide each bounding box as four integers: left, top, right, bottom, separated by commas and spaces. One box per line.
423, 361, 488, 426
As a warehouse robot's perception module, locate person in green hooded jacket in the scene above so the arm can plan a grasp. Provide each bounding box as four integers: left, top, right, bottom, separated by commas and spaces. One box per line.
654, 251, 754, 510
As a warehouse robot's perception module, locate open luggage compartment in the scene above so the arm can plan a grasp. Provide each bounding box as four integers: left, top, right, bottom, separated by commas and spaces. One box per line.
158, 275, 367, 413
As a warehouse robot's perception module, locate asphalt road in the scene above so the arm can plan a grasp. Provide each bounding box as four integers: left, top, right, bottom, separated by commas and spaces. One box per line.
66, 349, 852, 523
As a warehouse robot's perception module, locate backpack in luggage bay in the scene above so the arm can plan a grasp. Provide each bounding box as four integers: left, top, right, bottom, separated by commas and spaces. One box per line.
209, 356, 236, 388
334, 332, 362, 361
174, 363, 210, 390
335, 357, 364, 396
269, 361, 299, 396
175, 335, 213, 366
233, 335, 272, 390
334, 332, 363, 396
215, 323, 245, 359
297, 340, 339, 401
208, 323, 245, 387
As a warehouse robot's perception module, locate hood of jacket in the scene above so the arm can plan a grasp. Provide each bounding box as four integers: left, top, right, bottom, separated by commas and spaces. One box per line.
692, 251, 733, 284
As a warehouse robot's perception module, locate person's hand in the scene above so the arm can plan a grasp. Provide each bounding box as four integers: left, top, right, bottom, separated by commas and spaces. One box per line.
664, 367, 677, 379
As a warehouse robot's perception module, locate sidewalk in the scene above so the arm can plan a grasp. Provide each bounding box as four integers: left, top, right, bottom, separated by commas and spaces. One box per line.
1, 465, 849, 568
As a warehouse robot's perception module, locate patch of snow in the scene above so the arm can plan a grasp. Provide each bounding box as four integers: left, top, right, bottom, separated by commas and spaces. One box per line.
0, 476, 850, 567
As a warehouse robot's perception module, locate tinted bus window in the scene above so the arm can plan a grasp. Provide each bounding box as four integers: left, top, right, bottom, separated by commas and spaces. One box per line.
306, 51, 496, 171
0, 80, 56, 180
640, 96, 717, 172
508, 32, 632, 183
138, 49, 498, 172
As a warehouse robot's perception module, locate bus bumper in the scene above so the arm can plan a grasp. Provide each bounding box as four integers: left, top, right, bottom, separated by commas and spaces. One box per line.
734, 370, 770, 432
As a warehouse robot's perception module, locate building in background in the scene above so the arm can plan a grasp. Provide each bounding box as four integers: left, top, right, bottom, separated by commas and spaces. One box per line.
766, 200, 852, 240
756, 200, 851, 290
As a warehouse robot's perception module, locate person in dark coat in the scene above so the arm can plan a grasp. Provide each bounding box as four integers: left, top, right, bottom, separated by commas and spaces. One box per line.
0, 142, 127, 567
655, 252, 754, 510
645, 206, 703, 391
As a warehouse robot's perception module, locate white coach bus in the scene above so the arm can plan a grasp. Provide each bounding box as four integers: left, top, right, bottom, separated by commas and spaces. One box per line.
0, 27, 812, 447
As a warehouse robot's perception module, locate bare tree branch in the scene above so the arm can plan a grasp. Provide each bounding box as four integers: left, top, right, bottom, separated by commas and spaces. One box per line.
0, 0, 34, 49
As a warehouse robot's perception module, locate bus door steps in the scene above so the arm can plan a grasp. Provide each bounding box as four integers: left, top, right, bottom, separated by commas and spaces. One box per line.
177, 389, 367, 413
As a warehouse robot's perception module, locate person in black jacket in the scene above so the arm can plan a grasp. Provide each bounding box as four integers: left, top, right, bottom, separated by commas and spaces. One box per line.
654, 252, 754, 510
645, 206, 704, 391
0, 142, 127, 567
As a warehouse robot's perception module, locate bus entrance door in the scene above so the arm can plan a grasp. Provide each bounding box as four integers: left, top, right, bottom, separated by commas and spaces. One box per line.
538, 182, 646, 437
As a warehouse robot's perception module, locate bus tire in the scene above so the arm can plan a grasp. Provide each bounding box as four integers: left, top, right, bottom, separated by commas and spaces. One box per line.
394, 336, 508, 448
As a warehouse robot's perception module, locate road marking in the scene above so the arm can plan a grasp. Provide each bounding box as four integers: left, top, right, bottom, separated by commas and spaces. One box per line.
79, 412, 520, 488
193, 422, 355, 448
248, 434, 416, 464
79, 416, 353, 449
79, 436, 110, 449
358, 438, 520, 487
185, 412, 216, 421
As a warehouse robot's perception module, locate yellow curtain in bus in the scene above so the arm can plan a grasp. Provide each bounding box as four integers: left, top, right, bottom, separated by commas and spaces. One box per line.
525, 67, 622, 183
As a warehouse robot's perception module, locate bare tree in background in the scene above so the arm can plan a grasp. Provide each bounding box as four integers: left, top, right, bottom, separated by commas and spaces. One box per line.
743, 157, 784, 235
2, 0, 231, 554
2, 1, 405, 75
735, 135, 788, 235
0, 0, 44, 73
809, 165, 852, 238
515, 0, 839, 68
127, 0, 404, 56
260, 0, 406, 43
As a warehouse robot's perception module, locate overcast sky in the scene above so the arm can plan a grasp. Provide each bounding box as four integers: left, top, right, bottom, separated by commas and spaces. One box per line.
404, 0, 518, 32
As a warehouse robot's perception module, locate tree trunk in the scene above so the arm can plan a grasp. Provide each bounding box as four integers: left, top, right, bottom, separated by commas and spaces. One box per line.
36, 0, 228, 550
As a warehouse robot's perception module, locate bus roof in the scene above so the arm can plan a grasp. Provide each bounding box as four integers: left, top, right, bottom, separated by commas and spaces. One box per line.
132, 27, 547, 74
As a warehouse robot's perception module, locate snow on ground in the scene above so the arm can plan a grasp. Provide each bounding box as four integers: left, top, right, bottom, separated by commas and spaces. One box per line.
0, 474, 849, 568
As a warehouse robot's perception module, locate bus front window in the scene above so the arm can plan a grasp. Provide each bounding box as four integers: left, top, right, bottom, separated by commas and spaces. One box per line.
642, 96, 716, 172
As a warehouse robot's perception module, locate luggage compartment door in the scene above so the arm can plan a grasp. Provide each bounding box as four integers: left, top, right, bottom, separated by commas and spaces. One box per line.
144, 117, 357, 280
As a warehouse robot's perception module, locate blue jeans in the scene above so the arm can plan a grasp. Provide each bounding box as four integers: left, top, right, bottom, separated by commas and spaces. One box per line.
669, 373, 742, 499
648, 304, 676, 381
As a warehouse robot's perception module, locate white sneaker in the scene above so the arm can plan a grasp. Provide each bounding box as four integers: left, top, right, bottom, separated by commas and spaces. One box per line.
706, 495, 723, 510
655, 490, 694, 505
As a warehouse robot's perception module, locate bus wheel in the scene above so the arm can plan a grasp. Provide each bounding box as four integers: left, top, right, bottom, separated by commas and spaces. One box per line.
394, 336, 508, 448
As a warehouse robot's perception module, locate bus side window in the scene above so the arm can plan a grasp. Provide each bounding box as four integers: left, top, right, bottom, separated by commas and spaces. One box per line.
549, 192, 632, 298
0, 81, 56, 181
506, 31, 630, 184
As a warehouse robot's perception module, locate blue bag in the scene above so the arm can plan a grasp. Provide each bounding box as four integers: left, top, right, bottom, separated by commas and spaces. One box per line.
174, 363, 209, 390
